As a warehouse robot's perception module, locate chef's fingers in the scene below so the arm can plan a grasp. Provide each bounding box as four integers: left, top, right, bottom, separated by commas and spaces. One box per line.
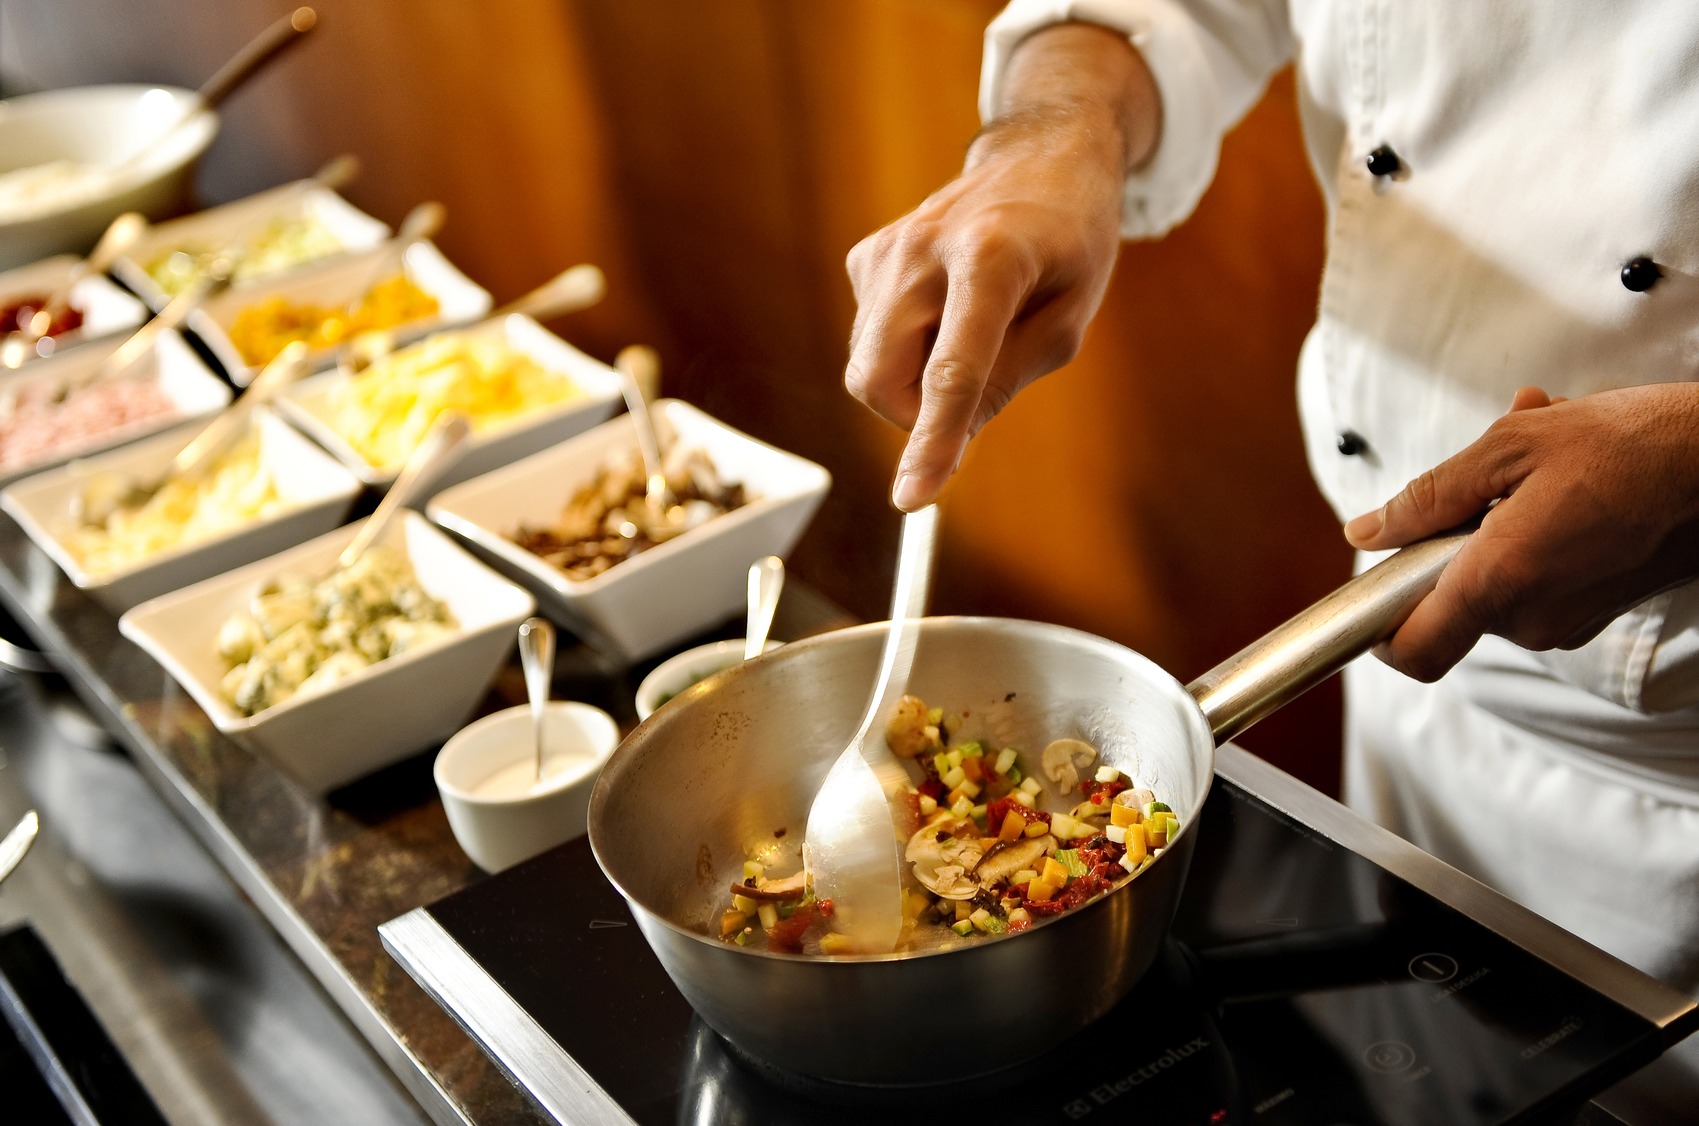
1372, 532, 1527, 681
1507, 385, 1554, 413
845, 251, 947, 432
892, 269, 1025, 511
1343, 422, 1531, 550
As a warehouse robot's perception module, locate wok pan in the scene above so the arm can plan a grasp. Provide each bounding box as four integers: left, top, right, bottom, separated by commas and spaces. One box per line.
589, 532, 1466, 1085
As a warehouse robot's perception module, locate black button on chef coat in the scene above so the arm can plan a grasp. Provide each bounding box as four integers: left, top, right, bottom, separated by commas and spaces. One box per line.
1621, 256, 1662, 292
1366, 146, 1402, 178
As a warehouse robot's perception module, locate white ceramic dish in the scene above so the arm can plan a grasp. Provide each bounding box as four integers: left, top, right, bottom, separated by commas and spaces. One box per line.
0, 328, 231, 489
428, 400, 831, 662
435, 701, 620, 872
275, 314, 623, 495
0, 254, 148, 360
111, 181, 390, 312
191, 239, 492, 384
0, 85, 219, 270
119, 510, 536, 793
634, 637, 783, 721
1, 409, 362, 614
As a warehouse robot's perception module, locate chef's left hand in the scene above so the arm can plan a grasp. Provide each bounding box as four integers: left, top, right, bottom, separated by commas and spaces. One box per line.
1343, 382, 1699, 681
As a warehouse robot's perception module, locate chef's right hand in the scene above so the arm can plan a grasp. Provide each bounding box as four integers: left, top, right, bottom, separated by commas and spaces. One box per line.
844, 22, 1160, 511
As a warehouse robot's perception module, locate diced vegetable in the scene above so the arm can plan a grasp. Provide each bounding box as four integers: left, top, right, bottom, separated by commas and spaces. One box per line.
1041, 857, 1069, 886
994, 747, 1018, 776
941, 765, 967, 789
742, 860, 764, 881
961, 756, 984, 784
957, 740, 984, 758
1095, 765, 1121, 783
1012, 790, 1034, 807
733, 927, 754, 946
1028, 878, 1059, 903
1123, 822, 1148, 866
1012, 868, 1038, 885
969, 907, 993, 932
1020, 776, 1044, 796
1105, 824, 1127, 845
1110, 803, 1140, 828
732, 894, 756, 913
1056, 849, 1089, 878
1145, 800, 1172, 816
999, 810, 1027, 841
819, 932, 858, 955
721, 910, 748, 936
757, 903, 780, 930
918, 794, 938, 816
1023, 820, 1049, 838
951, 919, 975, 936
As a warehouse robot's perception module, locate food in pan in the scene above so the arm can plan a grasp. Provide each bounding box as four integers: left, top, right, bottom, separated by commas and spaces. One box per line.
227, 273, 440, 366
215, 545, 457, 716
64, 433, 285, 574
146, 214, 347, 297
717, 694, 1177, 955
512, 447, 747, 580
1, 293, 84, 339
318, 333, 586, 471
0, 376, 176, 471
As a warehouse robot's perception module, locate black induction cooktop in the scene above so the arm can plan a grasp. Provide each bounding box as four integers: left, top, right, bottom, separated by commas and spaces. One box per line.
382, 745, 1697, 1126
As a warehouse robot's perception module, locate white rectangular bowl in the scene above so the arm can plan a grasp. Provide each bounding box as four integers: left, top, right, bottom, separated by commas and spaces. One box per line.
0, 253, 148, 358
119, 510, 535, 793
191, 239, 492, 384
0, 328, 232, 489
111, 182, 390, 311
1, 408, 362, 614
427, 399, 831, 662
275, 314, 623, 496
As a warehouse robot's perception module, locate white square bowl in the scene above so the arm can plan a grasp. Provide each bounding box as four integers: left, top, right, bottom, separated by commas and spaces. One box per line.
111, 182, 390, 311
0, 327, 232, 489
274, 314, 623, 496
0, 253, 148, 359
427, 399, 831, 662
190, 239, 492, 383
1, 408, 363, 614
119, 510, 536, 793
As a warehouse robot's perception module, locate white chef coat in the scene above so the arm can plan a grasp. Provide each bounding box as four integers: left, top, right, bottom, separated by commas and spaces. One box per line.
979, 0, 1699, 1010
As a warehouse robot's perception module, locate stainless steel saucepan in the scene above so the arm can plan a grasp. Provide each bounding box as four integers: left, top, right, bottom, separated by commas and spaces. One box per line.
588, 532, 1466, 1085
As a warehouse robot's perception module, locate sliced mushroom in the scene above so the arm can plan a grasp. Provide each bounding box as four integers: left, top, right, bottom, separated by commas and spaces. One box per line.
728, 870, 808, 903
971, 835, 1055, 888
905, 822, 984, 899
1041, 738, 1100, 795
1116, 787, 1155, 810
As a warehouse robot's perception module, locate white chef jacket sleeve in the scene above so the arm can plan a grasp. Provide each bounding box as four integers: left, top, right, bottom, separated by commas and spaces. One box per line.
982, 0, 1295, 239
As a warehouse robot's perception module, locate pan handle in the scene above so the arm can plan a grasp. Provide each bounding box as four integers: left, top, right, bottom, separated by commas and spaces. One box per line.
1185, 529, 1471, 745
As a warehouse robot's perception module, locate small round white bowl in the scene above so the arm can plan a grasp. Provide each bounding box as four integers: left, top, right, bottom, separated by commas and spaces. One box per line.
0, 85, 219, 270
435, 701, 620, 872
634, 638, 782, 721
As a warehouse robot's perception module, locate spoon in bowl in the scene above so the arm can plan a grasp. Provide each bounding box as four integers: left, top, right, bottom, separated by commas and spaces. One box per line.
805, 503, 940, 953
613, 345, 679, 529
746, 555, 784, 660
2, 211, 148, 368
334, 410, 471, 575
72, 339, 312, 527
518, 617, 557, 785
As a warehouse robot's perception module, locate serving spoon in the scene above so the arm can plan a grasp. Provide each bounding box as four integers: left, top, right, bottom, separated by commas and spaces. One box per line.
805, 503, 940, 953
518, 617, 557, 785
1, 211, 148, 368
745, 555, 784, 660
613, 345, 680, 527
335, 410, 471, 574
71, 340, 311, 527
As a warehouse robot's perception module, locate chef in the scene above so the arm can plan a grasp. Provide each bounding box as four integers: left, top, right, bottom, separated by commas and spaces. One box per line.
842, 0, 1699, 1071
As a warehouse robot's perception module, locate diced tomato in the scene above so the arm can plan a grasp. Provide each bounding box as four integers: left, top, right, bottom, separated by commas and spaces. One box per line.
984, 797, 1051, 835
766, 903, 819, 952
1082, 778, 1130, 806
818, 898, 834, 917
918, 778, 945, 801
1007, 915, 1032, 932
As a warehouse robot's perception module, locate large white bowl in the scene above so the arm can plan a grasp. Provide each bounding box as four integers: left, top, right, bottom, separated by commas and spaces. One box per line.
0, 85, 219, 270
111, 181, 390, 312
275, 314, 623, 496
435, 701, 621, 872
1, 408, 362, 614
0, 328, 232, 489
428, 400, 831, 662
191, 239, 492, 383
119, 510, 536, 793
0, 254, 148, 360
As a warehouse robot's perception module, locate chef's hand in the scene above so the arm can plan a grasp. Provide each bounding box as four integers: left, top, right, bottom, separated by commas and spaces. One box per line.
845, 22, 1160, 511
1344, 383, 1699, 681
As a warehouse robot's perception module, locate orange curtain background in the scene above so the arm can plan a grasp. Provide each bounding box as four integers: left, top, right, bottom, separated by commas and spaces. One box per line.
1, 0, 1350, 791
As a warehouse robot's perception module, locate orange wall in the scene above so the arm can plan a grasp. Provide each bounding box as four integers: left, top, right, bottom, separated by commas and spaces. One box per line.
1, 1, 1350, 791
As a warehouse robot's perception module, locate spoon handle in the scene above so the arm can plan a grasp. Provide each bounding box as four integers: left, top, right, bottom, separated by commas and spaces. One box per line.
518, 617, 556, 783
489, 264, 606, 322
850, 505, 939, 758
168, 340, 311, 483
88, 266, 233, 387
745, 556, 785, 660
198, 7, 319, 110
336, 411, 470, 571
